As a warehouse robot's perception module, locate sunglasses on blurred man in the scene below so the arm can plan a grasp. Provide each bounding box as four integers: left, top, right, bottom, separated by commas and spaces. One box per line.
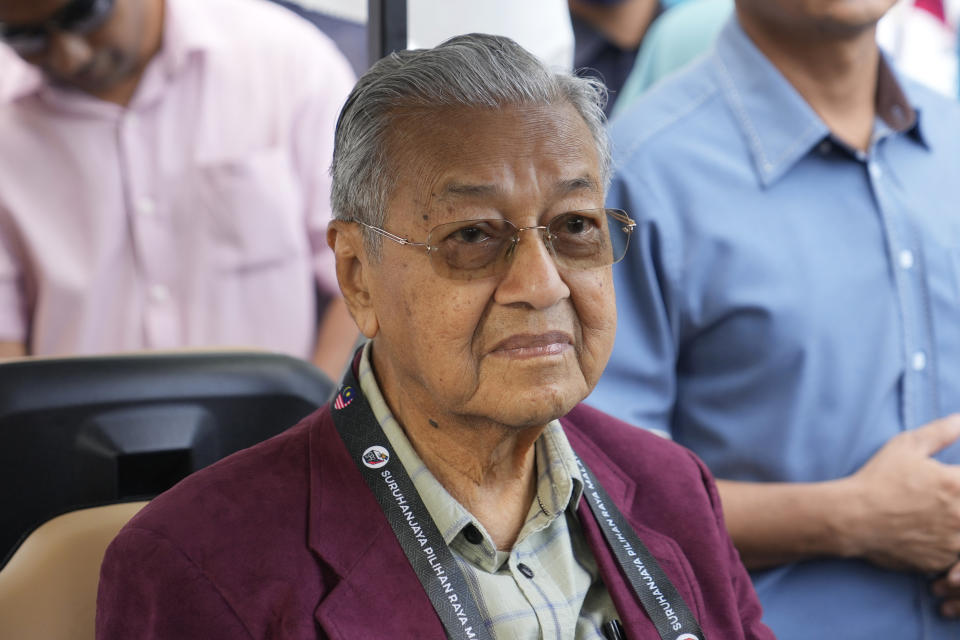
0, 0, 115, 56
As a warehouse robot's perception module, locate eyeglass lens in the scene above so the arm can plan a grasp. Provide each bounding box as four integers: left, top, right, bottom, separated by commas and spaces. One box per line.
0, 0, 114, 56
425, 209, 633, 280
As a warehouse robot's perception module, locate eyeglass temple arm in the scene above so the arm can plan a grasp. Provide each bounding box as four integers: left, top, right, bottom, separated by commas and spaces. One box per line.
607, 209, 637, 231
608, 209, 637, 233
355, 220, 429, 248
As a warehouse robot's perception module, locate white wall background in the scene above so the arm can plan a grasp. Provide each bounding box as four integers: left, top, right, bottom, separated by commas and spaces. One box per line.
283, 0, 575, 69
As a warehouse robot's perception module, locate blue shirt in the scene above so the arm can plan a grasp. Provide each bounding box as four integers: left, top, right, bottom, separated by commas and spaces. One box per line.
589, 17, 960, 640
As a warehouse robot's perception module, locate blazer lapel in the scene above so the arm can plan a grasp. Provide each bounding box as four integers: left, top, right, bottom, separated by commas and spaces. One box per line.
308, 409, 446, 639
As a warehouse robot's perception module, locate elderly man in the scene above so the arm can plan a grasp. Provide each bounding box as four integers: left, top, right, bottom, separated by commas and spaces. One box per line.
0, 0, 357, 378
96, 35, 772, 639
590, 0, 960, 638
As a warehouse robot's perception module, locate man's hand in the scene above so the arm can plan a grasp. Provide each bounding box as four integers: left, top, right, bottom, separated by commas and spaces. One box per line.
932, 561, 960, 618
842, 414, 960, 573
719, 414, 960, 572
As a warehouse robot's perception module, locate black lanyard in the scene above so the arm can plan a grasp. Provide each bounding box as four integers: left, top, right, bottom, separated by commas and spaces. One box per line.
575, 457, 705, 640
331, 366, 706, 640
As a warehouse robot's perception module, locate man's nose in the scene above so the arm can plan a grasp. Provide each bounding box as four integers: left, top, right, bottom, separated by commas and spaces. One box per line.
44, 31, 95, 77
493, 228, 570, 310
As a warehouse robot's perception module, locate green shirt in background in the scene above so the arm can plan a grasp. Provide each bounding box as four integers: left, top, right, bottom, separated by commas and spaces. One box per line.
613, 0, 733, 119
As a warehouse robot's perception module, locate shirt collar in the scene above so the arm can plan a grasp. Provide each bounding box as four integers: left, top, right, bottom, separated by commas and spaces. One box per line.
874, 56, 922, 136
0, 44, 42, 101
355, 341, 584, 569
535, 421, 585, 513
712, 16, 927, 187
159, 0, 226, 78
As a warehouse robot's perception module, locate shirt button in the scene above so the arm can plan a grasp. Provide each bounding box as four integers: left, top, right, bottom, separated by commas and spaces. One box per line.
517, 563, 534, 579
911, 351, 927, 371
462, 524, 483, 545
136, 196, 157, 217
149, 284, 170, 303
898, 250, 914, 269
868, 163, 883, 180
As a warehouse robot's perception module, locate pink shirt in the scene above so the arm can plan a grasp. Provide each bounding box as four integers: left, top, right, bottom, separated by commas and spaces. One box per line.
0, 0, 355, 358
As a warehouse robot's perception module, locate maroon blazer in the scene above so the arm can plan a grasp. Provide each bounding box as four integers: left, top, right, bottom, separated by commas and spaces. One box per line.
96, 402, 774, 639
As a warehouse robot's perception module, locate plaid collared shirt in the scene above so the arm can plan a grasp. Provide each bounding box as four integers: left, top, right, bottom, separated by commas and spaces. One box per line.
358, 342, 620, 639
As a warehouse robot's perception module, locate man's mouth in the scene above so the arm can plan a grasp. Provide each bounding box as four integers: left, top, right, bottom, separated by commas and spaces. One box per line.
490, 331, 574, 358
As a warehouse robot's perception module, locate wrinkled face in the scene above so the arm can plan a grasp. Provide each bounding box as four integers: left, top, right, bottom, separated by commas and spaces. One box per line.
0, 0, 155, 96
367, 103, 617, 429
736, 0, 897, 35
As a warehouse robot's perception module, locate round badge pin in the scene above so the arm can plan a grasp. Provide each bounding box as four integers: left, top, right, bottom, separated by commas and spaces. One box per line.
362, 445, 390, 469
676, 634, 700, 640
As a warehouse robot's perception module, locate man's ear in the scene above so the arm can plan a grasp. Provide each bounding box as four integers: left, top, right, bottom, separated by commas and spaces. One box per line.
328, 221, 379, 339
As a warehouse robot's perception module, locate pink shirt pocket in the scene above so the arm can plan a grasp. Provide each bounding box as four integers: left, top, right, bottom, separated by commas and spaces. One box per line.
185, 148, 307, 273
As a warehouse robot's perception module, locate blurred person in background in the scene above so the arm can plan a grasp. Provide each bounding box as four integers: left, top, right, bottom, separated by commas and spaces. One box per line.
568, 0, 662, 113
612, 0, 731, 116
97, 33, 774, 640
0, 0, 358, 379
590, 0, 960, 637
613, 0, 959, 117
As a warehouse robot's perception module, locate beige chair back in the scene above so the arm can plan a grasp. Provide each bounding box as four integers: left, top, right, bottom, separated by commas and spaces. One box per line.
0, 501, 148, 640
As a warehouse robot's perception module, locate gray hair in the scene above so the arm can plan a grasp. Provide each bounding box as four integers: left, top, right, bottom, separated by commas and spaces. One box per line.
330, 33, 610, 251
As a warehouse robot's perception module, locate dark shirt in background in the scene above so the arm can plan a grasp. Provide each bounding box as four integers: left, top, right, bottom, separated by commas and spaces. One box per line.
571, 1, 662, 115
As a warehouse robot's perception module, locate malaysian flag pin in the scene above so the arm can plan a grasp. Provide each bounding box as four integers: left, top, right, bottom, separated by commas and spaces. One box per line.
334, 386, 355, 410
